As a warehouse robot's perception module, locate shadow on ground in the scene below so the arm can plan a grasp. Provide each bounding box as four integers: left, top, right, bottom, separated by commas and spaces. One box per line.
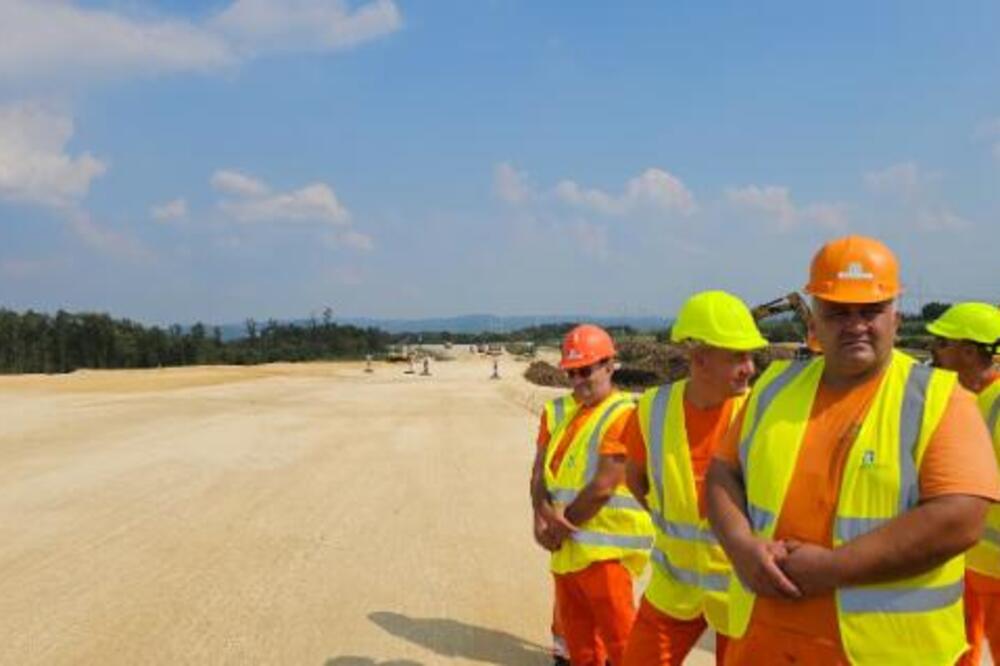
325, 658, 422, 666
367, 611, 550, 665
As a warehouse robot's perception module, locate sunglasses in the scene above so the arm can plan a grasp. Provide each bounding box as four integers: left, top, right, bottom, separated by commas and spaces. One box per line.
566, 359, 608, 380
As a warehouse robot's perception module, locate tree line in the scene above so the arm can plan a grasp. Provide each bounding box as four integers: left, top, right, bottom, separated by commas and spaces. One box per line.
0, 308, 391, 374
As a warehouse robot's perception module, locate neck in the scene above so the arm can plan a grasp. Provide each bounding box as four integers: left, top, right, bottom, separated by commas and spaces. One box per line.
959, 364, 999, 394
684, 377, 727, 409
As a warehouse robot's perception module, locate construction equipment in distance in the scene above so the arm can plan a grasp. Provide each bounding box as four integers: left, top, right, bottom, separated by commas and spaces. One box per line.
751, 292, 817, 358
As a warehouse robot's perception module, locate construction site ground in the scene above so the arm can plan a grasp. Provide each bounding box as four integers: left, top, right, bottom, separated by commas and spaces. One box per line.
0, 350, 982, 665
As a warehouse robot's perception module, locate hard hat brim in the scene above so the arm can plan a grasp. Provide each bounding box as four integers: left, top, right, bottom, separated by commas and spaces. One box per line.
804, 282, 901, 304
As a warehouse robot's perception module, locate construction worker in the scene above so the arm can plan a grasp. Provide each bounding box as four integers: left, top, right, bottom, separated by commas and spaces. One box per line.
530, 324, 654, 665
620, 291, 767, 665
536, 390, 579, 665
706, 235, 1000, 664
925, 302, 1000, 665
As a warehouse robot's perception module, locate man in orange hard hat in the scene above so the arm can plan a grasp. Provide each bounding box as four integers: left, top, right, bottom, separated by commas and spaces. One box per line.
530, 324, 653, 665
707, 235, 999, 664
925, 302, 1000, 664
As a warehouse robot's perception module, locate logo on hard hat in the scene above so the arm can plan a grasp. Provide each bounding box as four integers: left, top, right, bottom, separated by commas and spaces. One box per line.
565, 349, 582, 360
837, 262, 873, 281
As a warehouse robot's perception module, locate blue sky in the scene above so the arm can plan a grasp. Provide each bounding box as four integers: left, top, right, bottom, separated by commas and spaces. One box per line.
0, 1, 997, 325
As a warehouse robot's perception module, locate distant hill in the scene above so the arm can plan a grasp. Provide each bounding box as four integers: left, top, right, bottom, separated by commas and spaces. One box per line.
215, 314, 668, 341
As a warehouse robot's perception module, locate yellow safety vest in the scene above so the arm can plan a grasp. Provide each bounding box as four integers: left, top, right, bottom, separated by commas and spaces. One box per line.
543, 394, 579, 436
544, 391, 654, 576
966, 379, 1000, 577
729, 350, 964, 665
636, 380, 746, 635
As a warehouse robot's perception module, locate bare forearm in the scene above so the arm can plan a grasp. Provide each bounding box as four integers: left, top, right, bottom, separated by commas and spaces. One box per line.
833, 494, 988, 586
566, 454, 624, 526
625, 460, 650, 512
706, 459, 755, 553
530, 452, 551, 511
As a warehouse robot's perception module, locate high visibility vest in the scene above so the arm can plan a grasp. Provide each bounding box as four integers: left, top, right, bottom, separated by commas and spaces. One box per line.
966, 379, 1000, 577
729, 350, 964, 665
544, 391, 654, 576
543, 394, 579, 436
636, 380, 746, 635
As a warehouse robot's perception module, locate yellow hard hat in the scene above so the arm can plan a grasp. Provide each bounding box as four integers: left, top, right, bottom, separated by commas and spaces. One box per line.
671, 291, 769, 351
926, 302, 1000, 347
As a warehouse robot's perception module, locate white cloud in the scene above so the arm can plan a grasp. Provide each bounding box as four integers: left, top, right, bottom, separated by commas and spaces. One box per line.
725, 185, 797, 230
915, 208, 971, 232
212, 170, 350, 226
493, 162, 532, 204
726, 185, 848, 232
570, 220, 609, 261
68, 211, 151, 262
0, 102, 106, 208
801, 203, 849, 231
151, 198, 188, 222
211, 169, 269, 197
555, 168, 696, 216
554, 180, 620, 215
0, 0, 401, 86
212, 0, 402, 56
0, 0, 234, 84
340, 230, 374, 251
863, 162, 936, 200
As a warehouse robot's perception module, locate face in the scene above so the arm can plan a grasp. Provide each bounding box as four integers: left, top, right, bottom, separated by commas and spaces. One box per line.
690, 346, 756, 397
811, 298, 899, 379
931, 337, 984, 373
930, 336, 963, 371
566, 358, 614, 405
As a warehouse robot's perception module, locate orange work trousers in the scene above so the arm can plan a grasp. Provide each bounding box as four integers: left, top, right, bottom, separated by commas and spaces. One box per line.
959, 571, 1000, 665
622, 598, 728, 666
552, 590, 570, 659
554, 560, 635, 666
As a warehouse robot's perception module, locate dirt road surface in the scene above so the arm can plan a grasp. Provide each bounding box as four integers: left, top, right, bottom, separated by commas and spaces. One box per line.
0, 352, 711, 665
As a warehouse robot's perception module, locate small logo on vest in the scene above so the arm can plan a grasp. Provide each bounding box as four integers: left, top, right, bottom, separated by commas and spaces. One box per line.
564, 454, 576, 470
838, 262, 874, 281
861, 449, 876, 468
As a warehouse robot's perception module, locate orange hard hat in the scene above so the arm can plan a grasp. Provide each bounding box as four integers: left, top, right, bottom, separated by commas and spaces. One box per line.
560, 324, 616, 369
804, 235, 901, 304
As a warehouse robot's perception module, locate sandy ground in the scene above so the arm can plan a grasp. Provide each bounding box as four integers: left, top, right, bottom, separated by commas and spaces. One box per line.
0, 348, 811, 666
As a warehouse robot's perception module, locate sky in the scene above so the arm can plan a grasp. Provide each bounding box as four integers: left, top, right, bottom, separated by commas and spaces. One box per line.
0, 1, 997, 326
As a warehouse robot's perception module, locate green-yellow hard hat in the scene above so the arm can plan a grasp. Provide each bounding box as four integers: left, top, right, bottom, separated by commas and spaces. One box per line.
671, 290, 769, 351
926, 302, 1000, 346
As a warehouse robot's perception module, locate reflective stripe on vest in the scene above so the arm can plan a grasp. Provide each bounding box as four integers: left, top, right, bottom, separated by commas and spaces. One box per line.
554, 397, 566, 426
738, 360, 809, 473
839, 581, 963, 614
651, 548, 730, 593
836, 363, 930, 538
575, 531, 654, 549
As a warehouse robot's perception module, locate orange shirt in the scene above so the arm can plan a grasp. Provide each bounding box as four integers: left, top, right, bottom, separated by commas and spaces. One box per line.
715, 370, 1000, 659
538, 397, 632, 475
622, 395, 737, 517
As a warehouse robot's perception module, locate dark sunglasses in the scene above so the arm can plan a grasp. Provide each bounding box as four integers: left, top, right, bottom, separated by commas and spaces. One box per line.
566, 359, 608, 379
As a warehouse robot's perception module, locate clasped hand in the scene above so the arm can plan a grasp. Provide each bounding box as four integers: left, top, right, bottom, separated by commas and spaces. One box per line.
533, 503, 577, 552
730, 536, 840, 599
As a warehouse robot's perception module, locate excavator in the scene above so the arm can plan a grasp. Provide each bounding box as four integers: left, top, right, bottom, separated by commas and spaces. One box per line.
751, 292, 820, 358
